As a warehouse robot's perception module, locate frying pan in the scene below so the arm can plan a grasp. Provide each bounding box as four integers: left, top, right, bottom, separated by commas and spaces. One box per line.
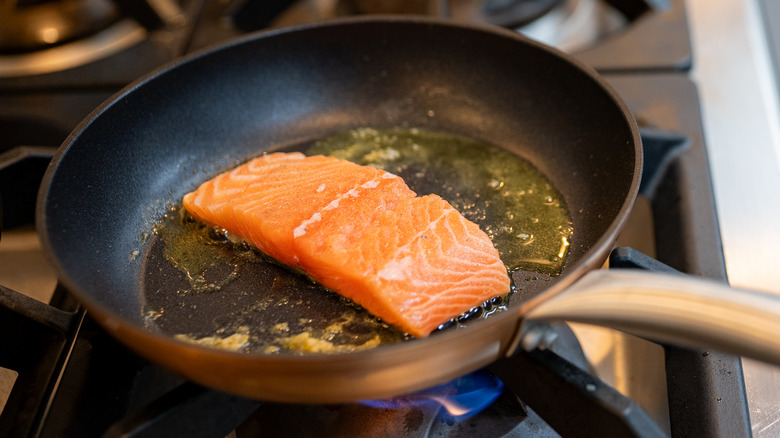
38, 16, 780, 404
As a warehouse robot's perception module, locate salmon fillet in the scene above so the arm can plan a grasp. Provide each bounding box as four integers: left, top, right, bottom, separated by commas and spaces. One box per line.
182, 152, 510, 337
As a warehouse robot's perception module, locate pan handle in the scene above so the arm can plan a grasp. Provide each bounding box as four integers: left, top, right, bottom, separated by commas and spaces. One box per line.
524, 269, 780, 366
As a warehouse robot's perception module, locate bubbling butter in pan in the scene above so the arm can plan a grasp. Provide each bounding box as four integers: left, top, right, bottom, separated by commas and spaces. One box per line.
310, 127, 573, 276
144, 127, 572, 353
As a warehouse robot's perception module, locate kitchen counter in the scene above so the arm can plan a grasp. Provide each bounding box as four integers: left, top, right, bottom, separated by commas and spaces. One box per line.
687, 0, 780, 435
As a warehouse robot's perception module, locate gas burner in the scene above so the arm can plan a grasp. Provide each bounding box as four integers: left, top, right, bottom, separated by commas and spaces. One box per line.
360, 370, 505, 421
0, 0, 145, 78
448, 0, 566, 30
0, 0, 192, 85
0, 0, 121, 54
191, 0, 683, 71
0, 19, 146, 78
516, 0, 626, 52
339, 0, 565, 28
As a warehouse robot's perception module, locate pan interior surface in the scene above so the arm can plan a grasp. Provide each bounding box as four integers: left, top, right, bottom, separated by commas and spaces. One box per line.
38, 17, 640, 402
143, 126, 573, 353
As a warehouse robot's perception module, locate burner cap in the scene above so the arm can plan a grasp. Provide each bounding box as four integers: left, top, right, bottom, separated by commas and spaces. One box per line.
0, 0, 120, 54
451, 0, 565, 28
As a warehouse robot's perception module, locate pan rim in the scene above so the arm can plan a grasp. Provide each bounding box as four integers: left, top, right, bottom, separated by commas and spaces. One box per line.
35, 15, 642, 399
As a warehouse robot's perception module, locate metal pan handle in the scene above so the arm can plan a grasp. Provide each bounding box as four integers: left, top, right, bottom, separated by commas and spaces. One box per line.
524, 269, 780, 366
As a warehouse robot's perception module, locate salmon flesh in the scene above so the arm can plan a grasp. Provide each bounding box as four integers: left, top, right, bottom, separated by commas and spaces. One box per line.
182, 152, 510, 337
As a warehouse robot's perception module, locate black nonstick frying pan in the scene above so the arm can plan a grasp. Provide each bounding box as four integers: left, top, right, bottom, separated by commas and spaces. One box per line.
37, 16, 780, 404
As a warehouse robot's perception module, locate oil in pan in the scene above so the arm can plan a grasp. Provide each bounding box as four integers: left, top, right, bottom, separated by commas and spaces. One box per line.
141, 127, 573, 353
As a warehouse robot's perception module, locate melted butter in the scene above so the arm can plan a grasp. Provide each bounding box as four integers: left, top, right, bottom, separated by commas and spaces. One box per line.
146, 127, 570, 353
174, 326, 250, 351
270, 332, 382, 354
154, 207, 241, 294
309, 127, 573, 276
149, 208, 409, 353
266, 312, 386, 353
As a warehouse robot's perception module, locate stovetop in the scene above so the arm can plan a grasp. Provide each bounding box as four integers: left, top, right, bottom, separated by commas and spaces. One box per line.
687, 1, 780, 437
0, 0, 769, 436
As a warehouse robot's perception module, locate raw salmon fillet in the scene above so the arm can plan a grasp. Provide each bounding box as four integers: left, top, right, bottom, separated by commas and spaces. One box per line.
183, 152, 510, 337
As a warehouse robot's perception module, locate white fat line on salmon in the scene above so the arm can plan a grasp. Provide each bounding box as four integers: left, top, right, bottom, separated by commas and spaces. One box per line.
378, 262, 443, 292
293, 175, 385, 237
246, 152, 305, 173
377, 256, 414, 281
294, 212, 322, 238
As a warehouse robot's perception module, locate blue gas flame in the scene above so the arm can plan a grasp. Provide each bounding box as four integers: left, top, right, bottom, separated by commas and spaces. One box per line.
360, 370, 504, 421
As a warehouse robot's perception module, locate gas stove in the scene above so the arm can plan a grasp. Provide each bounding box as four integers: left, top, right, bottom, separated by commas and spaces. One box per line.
1, 0, 775, 436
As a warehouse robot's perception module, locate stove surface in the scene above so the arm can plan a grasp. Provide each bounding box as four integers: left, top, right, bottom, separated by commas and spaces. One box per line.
0, 0, 769, 436
687, 1, 780, 436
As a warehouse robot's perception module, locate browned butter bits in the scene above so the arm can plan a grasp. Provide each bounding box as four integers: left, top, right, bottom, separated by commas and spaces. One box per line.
143, 127, 572, 353
310, 127, 573, 276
